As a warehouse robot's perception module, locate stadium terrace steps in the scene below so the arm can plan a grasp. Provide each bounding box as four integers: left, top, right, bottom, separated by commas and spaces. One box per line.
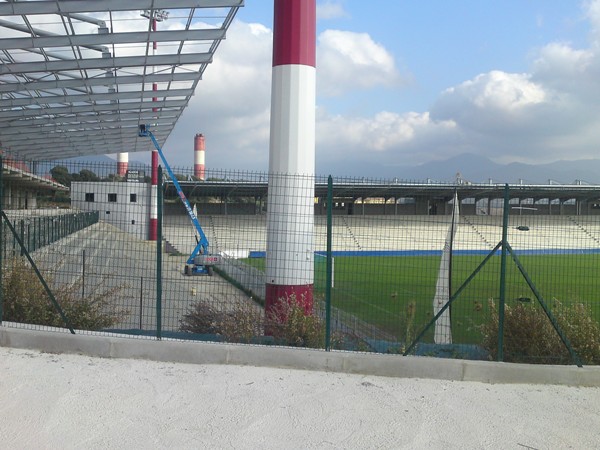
29, 221, 258, 331
162, 214, 600, 256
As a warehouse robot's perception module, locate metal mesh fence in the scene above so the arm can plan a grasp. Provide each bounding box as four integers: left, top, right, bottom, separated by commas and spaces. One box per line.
1, 158, 599, 365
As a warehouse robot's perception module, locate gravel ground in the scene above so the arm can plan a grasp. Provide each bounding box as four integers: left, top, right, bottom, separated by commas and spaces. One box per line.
0, 346, 599, 449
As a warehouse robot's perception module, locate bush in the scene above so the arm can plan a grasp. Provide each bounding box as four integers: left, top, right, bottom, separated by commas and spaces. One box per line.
481, 299, 600, 365
180, 301, 263, 344
181, 294, 329, 348
2, 257, 128, 330
265, 294, 324, 348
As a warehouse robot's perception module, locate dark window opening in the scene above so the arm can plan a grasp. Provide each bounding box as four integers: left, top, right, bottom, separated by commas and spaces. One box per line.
131, 220, 135, 225
108, 193, 117, 202
85, 193, 94, 202
130, 193, 137, 203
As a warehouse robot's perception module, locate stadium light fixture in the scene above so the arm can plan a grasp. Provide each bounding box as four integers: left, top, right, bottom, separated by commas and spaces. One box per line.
141, 9, 169, 21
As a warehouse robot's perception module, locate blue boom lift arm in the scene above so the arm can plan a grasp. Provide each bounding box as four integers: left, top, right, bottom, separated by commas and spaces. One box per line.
138, 124, 218, 275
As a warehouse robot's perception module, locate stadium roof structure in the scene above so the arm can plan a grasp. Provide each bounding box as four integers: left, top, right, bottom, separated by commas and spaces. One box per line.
0, 0, 242, 162
169, 179, 600, 203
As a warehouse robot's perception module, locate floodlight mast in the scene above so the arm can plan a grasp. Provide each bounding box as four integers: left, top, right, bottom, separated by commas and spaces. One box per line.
138, 124, 218, 275
139, 8, 169, 241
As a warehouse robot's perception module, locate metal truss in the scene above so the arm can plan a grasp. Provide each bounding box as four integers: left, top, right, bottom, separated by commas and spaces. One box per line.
0, 0, 242, 161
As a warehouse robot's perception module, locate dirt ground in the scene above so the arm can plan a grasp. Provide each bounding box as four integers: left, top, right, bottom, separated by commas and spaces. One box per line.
1, 346, 599, 449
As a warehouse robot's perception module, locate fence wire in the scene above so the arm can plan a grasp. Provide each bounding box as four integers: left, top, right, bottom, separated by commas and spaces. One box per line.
1, 159, 599, 364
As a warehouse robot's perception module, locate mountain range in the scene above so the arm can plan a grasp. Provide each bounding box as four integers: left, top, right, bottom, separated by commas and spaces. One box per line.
330, 153, 600, 184
35, 152, 600, 185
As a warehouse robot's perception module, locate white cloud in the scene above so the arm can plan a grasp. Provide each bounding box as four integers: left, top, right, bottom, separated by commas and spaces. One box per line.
439, 71, 546, 113
166, 21, 407, 171
166, 0, 600, 174
163, 20, 273, 170
316, 110, 458, 166
317, 30, 403, 96
317, 1, 349, 20
585, 0, 600, 45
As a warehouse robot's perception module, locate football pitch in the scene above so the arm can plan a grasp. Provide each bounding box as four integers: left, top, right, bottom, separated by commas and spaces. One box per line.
243, 253, 600, 344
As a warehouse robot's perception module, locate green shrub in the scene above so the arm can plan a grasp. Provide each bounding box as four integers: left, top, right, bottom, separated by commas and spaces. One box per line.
481, 299, 600, 365
265, 294, 324, 348
181, 294, 328, 348
180, 301, 263, 344
2, 257, 128, 330
179, 302, 225, 335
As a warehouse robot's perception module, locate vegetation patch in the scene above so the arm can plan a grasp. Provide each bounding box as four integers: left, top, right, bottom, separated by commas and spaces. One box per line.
2, 257, 128, 330
481, 299, 600, 365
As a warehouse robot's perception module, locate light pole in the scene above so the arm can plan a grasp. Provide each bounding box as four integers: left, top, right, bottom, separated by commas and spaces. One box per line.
140, 9, 168, 241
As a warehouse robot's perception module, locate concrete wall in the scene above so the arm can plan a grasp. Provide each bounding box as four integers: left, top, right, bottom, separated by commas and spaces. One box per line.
71, 182, 150, 240
1, 182, 40, 210
164, 202, 259, 216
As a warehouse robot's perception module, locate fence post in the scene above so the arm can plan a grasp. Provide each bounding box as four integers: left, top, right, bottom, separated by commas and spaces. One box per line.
140, 277, 144, 330
497, 183, 510, 361
156, 166, 163, 340
325, 175, 333, 350
81, 249, 85, 299
0, 155, 3, 323
20, 220, 24, 256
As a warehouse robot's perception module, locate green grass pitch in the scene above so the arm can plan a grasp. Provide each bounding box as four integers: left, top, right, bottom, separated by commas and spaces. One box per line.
243, 253, 600, 344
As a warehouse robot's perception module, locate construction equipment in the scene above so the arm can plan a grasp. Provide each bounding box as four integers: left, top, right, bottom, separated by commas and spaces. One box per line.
138, 124, 220, 275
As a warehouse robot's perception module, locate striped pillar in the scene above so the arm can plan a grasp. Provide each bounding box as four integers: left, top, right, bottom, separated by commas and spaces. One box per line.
194, 134, 206, 180
117, 152, 128, 176
149, 17, 159, 241
265, 0, 316, 316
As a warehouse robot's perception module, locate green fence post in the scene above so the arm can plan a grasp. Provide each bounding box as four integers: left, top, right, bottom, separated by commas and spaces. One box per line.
27, 222, 31, 253
497, 183, 510, 362
1, 211, 75, 334
156, 166, 163, 340
35, 217, 39, 251
20, 220, 24, 256
0, 155, 3, 324
325, 175, 333, 351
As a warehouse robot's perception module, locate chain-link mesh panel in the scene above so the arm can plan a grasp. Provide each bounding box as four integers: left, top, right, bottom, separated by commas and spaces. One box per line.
1, 159, 598, 364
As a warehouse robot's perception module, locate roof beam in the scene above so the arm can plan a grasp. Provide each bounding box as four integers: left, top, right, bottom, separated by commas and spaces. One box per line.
0, 53, 213, 75
0, 72, 199, 94
0, 1, 244, 15
3, 111, 179, 129
0, 87, 192, 108
0, 29, 225, 51
0, 118, 176, 136
0, 18, 106, 53
0, 99, 187, 119
4, 134, 168, 153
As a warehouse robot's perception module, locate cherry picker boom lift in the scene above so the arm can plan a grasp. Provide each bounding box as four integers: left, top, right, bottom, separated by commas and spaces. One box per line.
138, 124, 220, 275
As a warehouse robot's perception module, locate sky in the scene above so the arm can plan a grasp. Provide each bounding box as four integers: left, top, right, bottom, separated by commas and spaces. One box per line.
160, 0, 600, 177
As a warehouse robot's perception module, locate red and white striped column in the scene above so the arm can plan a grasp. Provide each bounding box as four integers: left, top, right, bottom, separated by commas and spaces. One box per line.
149, 16, 159, 241
117, 152, 128, 176
194, 133, 206, 180
265, 0, 316, 316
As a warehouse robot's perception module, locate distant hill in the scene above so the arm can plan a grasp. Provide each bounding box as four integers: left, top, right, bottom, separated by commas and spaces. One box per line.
321, 153, 600, 184
29, 152, 600, 185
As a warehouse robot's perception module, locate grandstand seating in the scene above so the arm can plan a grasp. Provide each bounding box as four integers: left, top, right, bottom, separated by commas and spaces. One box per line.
163, 214, 600, 256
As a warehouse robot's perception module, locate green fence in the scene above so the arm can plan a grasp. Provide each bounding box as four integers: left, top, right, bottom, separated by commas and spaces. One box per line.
1, 158, 599, 366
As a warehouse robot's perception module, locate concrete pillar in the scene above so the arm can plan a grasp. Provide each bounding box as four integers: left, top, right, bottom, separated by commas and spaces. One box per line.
26, 191, 36, 209
265, 0, 316, 315
415, 196, 429, 215
3, 183, 11, 209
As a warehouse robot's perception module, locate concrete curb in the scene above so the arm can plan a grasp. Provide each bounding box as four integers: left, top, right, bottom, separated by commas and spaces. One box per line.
1, 326, 599, 387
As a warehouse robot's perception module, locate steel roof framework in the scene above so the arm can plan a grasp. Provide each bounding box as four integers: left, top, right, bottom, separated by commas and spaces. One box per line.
0, 0, 243, 161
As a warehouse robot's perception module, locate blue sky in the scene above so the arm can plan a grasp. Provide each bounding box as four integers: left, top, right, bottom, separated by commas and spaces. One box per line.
163, 0, 600, 176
